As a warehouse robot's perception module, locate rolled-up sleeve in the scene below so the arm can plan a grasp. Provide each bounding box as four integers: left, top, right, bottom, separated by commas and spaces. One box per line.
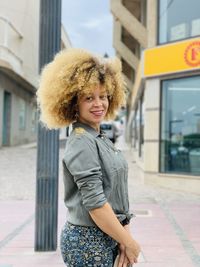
64, 134, 107, 211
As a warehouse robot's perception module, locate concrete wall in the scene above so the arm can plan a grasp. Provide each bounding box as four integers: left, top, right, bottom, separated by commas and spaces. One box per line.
144, 79, 160, 172
0, 0, 71, 146
147, 0, 157, 47
0, 0, 40, 87
145, 172, 200, 195
0, 87, 3, 146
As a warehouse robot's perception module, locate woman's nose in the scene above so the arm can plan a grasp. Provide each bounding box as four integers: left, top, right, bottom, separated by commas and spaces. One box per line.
93, 97, 102, 106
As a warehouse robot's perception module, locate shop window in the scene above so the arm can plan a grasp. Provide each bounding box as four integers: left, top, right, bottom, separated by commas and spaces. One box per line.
19, 99, 26, 130
160, 76, 200, 175
158, 0, 200, 44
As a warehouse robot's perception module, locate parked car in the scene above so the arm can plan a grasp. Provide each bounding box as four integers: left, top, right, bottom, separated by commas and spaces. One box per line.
100, 121, 118, 143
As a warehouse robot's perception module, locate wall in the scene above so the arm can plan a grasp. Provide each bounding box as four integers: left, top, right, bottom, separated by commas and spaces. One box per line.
0, 87, 3, 146
0, 0, 40, 87
144, 79, 160, 173
10, 93, 37, 146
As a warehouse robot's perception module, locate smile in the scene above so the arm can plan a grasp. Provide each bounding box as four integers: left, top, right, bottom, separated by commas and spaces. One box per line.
91, 111, 104, 116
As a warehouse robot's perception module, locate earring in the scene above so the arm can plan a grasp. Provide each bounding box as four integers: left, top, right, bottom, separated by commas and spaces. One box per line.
75, 111, 79, 120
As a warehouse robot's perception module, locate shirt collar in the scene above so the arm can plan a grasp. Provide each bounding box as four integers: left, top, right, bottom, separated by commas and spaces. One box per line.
72, 122, 104, 138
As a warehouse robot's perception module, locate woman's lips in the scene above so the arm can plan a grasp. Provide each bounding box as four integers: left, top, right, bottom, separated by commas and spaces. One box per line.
91, 110, 104, 116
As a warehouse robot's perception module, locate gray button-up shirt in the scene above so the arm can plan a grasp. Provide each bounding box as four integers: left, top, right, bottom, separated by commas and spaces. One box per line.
62, 122, 133, 226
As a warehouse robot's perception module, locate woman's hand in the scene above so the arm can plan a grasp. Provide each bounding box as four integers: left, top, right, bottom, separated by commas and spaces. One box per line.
89, 203, 141, 265
125, 239, 141, 265
118, 243, 130, 267
118, 224, 140, 266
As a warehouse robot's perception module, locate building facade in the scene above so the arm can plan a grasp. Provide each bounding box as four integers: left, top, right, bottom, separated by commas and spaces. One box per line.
0, 0, 71, 147
111, 0, 200, 194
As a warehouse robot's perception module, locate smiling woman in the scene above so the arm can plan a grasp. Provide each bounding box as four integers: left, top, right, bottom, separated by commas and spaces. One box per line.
36, 48, 141, 267
37, 48, 125, 129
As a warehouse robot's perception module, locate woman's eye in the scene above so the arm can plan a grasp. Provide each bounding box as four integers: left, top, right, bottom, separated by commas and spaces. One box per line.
86, 97, 93, 101
100, 95, 108, 100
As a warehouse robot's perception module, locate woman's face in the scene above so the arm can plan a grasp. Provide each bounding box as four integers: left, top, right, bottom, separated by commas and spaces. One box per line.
77, 85, 109, 131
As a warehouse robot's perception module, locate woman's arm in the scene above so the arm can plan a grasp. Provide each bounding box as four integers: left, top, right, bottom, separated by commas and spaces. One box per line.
89, 202, 140, 264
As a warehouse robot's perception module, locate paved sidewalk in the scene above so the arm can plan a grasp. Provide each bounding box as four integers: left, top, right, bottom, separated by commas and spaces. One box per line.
0, 136, 200, 266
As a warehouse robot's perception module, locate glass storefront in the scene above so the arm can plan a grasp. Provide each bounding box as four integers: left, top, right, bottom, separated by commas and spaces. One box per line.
159, 0, 200, 44
160, 76, 200, 175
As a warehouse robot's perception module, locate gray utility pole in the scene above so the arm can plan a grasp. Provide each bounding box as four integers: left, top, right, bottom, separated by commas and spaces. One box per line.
35, 0, 62, 251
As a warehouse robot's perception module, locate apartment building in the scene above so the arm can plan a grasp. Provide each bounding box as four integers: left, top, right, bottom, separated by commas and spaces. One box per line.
111, 0, 200, 193
0, 0, 71, 147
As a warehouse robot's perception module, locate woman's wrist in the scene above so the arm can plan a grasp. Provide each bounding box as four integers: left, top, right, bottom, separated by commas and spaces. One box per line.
125, 238, 137, 248
119, 228, 134, 247
124, 223, 130, 232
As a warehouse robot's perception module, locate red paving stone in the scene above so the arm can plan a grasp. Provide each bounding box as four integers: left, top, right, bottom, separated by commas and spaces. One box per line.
0, 200, 66, 267
0, 201, 199, 266
1, 140, 200, 266
130, 204, 198, 267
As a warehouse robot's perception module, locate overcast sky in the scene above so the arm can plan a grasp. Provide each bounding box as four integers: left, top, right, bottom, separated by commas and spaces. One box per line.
61, 0, 115, 57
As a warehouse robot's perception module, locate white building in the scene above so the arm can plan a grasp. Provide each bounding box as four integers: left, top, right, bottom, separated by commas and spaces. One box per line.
0, 0, 71, 147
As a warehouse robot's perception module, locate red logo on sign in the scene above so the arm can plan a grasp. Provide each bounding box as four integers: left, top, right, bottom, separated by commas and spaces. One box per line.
184, 41, 200, 67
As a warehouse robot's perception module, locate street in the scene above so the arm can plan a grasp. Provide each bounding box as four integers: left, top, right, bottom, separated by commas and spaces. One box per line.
0, 136, 200, 267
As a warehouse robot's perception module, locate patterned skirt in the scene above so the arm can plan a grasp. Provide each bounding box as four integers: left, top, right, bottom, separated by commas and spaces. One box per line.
60, 222, 118, 267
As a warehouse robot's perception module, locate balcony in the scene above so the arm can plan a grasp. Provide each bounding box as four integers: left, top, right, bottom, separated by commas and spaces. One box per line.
0, 16, 23, 75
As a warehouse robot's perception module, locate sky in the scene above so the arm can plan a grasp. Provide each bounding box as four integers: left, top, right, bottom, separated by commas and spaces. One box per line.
61, 0, 115, 57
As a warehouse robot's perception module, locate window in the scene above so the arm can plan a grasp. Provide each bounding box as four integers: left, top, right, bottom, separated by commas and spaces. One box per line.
19, 99, 26, 130
159, 0, 200, 44
160, 76, 200, 175
31, 107, 38, 132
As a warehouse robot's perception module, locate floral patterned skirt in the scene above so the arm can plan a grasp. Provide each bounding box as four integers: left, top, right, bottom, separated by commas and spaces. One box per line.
60, 222, 118, 267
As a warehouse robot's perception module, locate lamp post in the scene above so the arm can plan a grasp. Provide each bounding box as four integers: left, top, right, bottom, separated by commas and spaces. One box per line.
35, 0, 62, 251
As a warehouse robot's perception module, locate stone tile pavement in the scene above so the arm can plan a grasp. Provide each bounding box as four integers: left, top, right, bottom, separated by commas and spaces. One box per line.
0, 135, 200, 266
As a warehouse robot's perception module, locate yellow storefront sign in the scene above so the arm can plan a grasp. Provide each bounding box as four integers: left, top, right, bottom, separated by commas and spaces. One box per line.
144, 38, 200, 77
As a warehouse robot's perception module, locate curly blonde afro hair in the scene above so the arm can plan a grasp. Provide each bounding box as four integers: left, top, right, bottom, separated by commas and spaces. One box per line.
36, 48, 126, 129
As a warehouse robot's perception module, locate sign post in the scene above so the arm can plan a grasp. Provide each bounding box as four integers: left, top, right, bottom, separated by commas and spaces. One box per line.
35, 0, 62, 251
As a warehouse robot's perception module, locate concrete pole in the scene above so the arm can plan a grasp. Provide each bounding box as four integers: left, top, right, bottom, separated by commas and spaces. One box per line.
35, 0, 61, 251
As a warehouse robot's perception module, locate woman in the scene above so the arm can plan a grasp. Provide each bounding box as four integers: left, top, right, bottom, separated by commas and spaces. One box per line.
37, 48, 141, 267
